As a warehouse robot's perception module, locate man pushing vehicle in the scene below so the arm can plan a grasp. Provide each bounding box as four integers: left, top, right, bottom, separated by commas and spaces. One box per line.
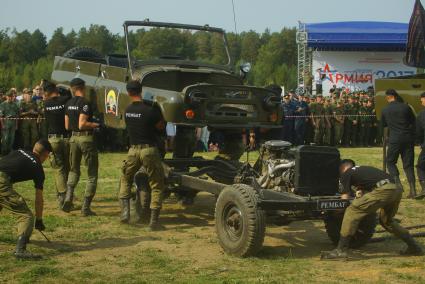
321, 159, 423, 260
0, 140, 52, 259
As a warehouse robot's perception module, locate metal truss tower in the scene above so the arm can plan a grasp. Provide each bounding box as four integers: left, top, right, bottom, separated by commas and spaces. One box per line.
296, 22, 312, 94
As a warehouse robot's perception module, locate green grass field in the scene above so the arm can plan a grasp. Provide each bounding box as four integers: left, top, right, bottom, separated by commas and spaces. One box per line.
0, 147, 425, 283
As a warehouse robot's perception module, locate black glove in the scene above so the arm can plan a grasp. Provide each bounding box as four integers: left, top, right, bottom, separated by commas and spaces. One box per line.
35, 219, 45, 231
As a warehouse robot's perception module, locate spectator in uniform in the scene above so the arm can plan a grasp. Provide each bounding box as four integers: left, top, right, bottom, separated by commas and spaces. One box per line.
0, 90, 19, 156
19, 88, 39, 150
381, 89, 416, 198
281, 93, 296, 143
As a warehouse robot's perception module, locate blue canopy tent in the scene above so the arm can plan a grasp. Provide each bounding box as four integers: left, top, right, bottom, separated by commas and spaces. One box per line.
305, 21, 408, 51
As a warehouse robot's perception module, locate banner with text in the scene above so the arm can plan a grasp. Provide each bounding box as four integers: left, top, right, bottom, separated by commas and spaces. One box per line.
312, 51, 417, 95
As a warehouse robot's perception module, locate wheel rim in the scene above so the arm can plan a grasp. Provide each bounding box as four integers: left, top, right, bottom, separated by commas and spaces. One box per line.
222, 202, 244, 241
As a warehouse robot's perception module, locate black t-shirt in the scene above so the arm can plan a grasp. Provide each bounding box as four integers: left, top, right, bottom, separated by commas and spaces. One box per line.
65, 96, 93, 132
0, 150, 45, 189
44, 96, 70, 135
340, 166, 393, 194
125, 101, 162, 145
381, 101, 415, 143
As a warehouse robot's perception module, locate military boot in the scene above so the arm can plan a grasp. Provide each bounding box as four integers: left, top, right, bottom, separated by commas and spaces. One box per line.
120, 199, 130, 223
407, 182, 417, 199
146, 209, 165, 231
393, 176, 403, 191
81, 196, 96, 217
320, 236, 350, 260
415, 181, 425, 200
14, 235, 41, 260
62, 185, 75, 213
57, 192, 66, 208
400, 235, 424, 256
134, 190, 151, 224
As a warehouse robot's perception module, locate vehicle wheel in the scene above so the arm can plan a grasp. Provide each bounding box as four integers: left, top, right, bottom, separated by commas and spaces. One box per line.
63, 47, 103, 59
324, 212, 377, 248
215, 184, 266, 257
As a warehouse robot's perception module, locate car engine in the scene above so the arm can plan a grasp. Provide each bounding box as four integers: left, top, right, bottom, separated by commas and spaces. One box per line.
254, 140, 296, 193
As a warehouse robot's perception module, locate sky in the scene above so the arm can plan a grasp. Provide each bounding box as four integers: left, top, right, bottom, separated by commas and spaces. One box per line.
0, 0, 418, 38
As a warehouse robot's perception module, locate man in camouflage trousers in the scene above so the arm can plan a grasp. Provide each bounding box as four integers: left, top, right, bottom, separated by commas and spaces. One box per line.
119, 80, 166, 230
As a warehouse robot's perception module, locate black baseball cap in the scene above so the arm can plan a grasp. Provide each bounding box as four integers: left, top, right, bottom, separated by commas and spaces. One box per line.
126, 80, 142, 94
70, 78, 85, 88
421, 92, 425, 98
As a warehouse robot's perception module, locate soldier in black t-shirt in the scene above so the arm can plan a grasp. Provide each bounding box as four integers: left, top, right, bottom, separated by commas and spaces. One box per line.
63, 78, 99, 216
381, 89, 416, 198
415, 92, 425, 199
43, 82, 71, 208
321, 159, 423, 260
118, 80, 166, 230
0, 140, 52, 259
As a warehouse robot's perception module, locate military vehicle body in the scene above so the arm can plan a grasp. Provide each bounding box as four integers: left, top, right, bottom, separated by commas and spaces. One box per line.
375, 73, 425, 118
51, 21, 282, 131
51, 21, 375, 257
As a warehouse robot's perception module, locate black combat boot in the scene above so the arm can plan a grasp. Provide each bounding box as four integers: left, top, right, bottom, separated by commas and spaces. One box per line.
321, 236, 351, 260
400, 235, 424, 256
135, 189, 151, 224
120, 199, 130, 223
415, 181, 425, 200
62, 186, 74, 213
81, 196, 96, 217
57, 192, 66, 208
146, 209, 165, 231
14, 235, 41, 260
407, 182, 417, 199
393, 176, 403, 191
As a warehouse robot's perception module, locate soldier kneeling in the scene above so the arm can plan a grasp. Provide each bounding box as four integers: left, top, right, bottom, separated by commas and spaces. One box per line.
0, 140, 52, 259
321, 159, 423, 260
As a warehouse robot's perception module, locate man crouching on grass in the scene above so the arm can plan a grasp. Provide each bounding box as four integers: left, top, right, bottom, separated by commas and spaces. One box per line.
321, 159, 423, 260
0, 139, 52, 259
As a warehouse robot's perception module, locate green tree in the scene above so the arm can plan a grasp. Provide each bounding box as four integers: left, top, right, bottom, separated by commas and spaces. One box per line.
48, 28, 73, 57
77, 25, 117, 54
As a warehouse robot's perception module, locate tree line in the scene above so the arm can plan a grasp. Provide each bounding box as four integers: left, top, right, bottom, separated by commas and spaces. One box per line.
0, 25, 297, 91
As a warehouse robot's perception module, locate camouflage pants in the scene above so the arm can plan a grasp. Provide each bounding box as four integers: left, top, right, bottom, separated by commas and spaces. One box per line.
324, 125, 332, 145
119, 145, 165, 209
67, 134, 98, 197
0, 172, 34, 237
334, 123, 344, 146
340, 184, 409, 240
313, 120, 325, 145
21, 120, 38, 149
1, 126, 16, 156
49, 136, 70, 194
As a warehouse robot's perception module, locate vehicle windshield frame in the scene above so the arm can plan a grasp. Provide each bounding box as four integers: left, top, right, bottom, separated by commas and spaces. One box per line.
123, 20, 233, 75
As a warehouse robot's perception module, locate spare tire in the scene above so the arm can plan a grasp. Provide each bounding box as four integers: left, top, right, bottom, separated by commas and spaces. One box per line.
324, 212, 377, 249
63, 47, 103, 60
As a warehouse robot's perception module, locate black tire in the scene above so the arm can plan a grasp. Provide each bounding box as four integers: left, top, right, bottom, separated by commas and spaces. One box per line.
215, 184, 266, 257
324, 212, 377, 249
63, 47, 103, 59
